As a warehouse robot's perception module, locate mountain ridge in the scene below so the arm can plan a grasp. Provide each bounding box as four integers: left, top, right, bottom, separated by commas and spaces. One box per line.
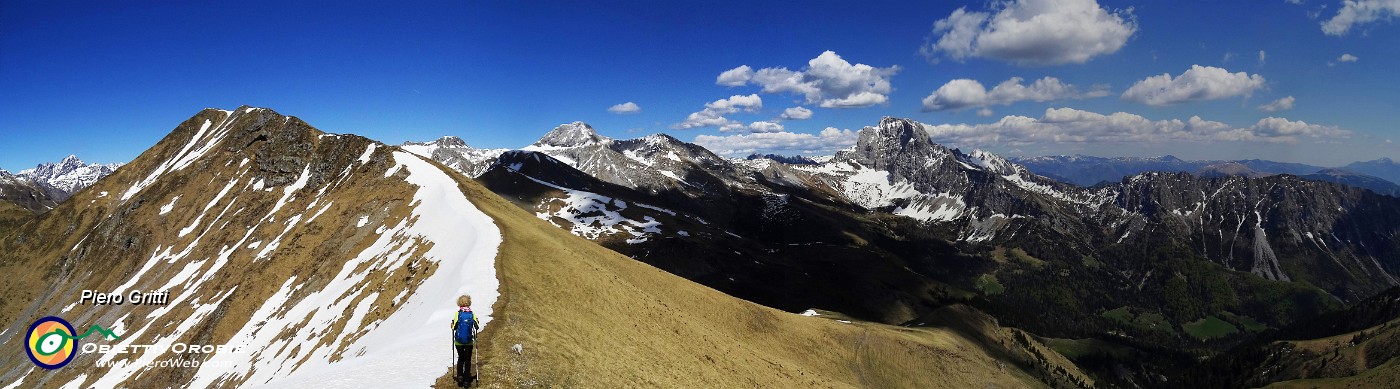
1012, 154, 1400, 197
0, 106, 503, 387
2, 106, 1097, 388
411, 116, 1399, 389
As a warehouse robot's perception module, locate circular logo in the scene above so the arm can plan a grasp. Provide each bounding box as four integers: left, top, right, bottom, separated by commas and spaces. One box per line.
25, 316, 78, 369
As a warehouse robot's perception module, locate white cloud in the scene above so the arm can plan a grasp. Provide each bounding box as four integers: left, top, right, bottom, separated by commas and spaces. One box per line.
1329, 53, 1360, 66
1250, 117, 1348, 138
747, 121, 785, 133
779, 106, 813, 120
693, 127, 859, 157
1121, 65, 1266, 106
921, 76, 1109, 112
672, 94, 763, 130
728, 51, 899, 108
607, 102, 641, 114
1258, 50, 1267, 65
1258, 96, 1296, 112
922, 0, 1137, 66
977, 108, 995, 117
1322, 0, 1400, 35
920, 107, 1348, 146
716, 65, 754, 87
721, 121, 784, 134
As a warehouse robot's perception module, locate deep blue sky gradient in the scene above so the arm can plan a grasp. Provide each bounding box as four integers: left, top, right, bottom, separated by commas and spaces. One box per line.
1, 1, 1397, 169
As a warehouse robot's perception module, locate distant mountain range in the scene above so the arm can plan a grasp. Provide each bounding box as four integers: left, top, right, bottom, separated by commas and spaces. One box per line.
414, 117, 1398, 325
408, 120, 1400, 386
1012, 154, 1400, 196
1, 155, 121, 205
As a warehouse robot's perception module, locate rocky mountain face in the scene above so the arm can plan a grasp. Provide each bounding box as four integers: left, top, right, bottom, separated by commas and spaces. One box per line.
472, 147, 973, 325
14, 155, 122, 202
509, 122, 759, 198
400, 135, 507, 177
0, 170, 58, 213
1111, 172, 1400, 298
0, 107, 502, 387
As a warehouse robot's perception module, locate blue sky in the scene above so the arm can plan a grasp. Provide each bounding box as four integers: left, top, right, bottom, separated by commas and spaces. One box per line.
2, 0, 1397, 170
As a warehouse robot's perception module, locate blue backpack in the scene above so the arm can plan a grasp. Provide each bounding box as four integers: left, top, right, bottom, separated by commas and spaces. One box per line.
454, 311, 477, 344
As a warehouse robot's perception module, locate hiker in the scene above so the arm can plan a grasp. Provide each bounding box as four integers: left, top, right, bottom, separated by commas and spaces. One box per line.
452, 294, 480, 387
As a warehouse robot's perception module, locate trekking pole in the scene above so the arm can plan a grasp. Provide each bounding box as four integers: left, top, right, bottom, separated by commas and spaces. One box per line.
450, 320, 456, 380
472, 326, 479, 382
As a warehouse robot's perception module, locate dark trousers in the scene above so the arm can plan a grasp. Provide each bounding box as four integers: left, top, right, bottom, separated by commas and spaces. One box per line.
455, 344, 473, 381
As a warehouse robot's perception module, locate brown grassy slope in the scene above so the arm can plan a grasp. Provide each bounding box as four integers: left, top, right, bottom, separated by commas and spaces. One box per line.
0, 201, 32, 234
1263, 359, 1400, 389
1261, 319, 1400, 388
438, 169, 1089, 388
0, 108, 434, 388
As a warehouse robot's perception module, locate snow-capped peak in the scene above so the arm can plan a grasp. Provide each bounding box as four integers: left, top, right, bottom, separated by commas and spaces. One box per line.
428, 135, 468, 148
964, 149, 1019, 176
16, 155, 122, 201
532, 121, 610, 148
401, 135, 469, 152
642, 133, 682, 147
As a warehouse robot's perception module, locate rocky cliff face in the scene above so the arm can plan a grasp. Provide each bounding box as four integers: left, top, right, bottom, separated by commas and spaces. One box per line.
1112, 172, 1400, 298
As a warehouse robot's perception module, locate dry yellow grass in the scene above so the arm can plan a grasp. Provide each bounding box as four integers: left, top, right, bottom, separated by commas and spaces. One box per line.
0, 109, 448, 387
1263, 359, 1400, 389
438, 170, 1083, 388
1254, 318, 1400, 387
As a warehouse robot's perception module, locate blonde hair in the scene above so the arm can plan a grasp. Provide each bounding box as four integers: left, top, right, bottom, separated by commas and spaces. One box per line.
457, 295, 471, 307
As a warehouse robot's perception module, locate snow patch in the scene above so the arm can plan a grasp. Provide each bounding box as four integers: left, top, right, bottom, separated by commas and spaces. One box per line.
841, 168, 920, 209
358, 143, 378, 164
183, 152, 502, 388
159, 196, 180, 215
123, 112, 239, 200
